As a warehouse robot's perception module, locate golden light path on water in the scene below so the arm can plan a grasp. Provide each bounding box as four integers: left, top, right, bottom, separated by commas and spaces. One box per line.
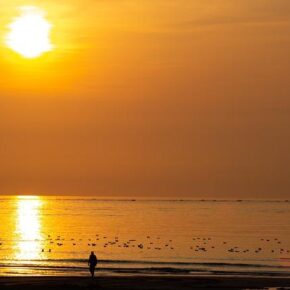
14, 196, 44, 260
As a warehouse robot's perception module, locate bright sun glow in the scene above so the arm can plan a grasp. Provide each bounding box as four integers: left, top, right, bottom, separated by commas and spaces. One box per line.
6, 6, 53, 59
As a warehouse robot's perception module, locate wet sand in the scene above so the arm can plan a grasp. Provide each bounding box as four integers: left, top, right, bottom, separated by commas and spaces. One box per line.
0, 276, 289, 289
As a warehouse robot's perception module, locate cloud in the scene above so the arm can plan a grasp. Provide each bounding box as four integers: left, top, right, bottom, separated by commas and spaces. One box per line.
174, 0, 290, 29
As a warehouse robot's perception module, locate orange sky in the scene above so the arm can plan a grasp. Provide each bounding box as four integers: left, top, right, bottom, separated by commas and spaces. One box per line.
0, 0, 290, 198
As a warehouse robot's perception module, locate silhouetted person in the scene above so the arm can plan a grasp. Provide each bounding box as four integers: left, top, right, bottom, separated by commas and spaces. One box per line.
88, 251, 98, 278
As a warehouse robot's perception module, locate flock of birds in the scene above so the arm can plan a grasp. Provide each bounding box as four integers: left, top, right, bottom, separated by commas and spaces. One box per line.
0, 234, 288, 256
39, 234, 176, 253
188, 237, 289, 255
12, 235, 286, 256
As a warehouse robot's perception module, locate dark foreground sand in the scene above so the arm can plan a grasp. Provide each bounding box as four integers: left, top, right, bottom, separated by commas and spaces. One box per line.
0, 276, 289, 290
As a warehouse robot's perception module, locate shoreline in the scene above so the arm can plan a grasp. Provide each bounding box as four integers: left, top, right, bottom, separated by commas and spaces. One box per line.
0, 275, 289, 289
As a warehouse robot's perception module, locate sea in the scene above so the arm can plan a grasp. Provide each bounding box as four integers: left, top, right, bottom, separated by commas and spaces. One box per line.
0, 196, 289, 277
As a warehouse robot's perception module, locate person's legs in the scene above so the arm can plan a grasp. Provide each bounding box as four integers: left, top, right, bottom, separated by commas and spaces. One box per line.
90, 266, 95, 277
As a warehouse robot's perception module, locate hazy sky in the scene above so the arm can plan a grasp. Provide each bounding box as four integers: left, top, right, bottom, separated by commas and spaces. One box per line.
0, 0, 290, 198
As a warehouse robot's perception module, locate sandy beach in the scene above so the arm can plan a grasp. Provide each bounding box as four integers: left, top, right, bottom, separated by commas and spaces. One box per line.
0, 276, 289, 290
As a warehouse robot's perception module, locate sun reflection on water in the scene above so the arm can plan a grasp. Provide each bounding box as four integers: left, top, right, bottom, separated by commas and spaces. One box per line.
15, 196, 44, 260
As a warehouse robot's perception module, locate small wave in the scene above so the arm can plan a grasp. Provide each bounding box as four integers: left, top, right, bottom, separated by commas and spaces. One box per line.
0, 264, 289, 278
1, 258, 290, 269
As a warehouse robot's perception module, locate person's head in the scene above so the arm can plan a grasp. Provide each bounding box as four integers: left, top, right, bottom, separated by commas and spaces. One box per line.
91, 251, 94, 255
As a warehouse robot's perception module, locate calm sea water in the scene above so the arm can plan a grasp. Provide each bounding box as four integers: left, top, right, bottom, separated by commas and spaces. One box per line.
0, 196, 289, 277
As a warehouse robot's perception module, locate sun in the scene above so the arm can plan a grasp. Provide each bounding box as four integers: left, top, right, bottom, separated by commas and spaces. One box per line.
5, 6, 53, 59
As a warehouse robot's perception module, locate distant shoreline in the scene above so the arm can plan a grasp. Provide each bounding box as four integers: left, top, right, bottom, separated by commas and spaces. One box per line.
1, 195, 289, 202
